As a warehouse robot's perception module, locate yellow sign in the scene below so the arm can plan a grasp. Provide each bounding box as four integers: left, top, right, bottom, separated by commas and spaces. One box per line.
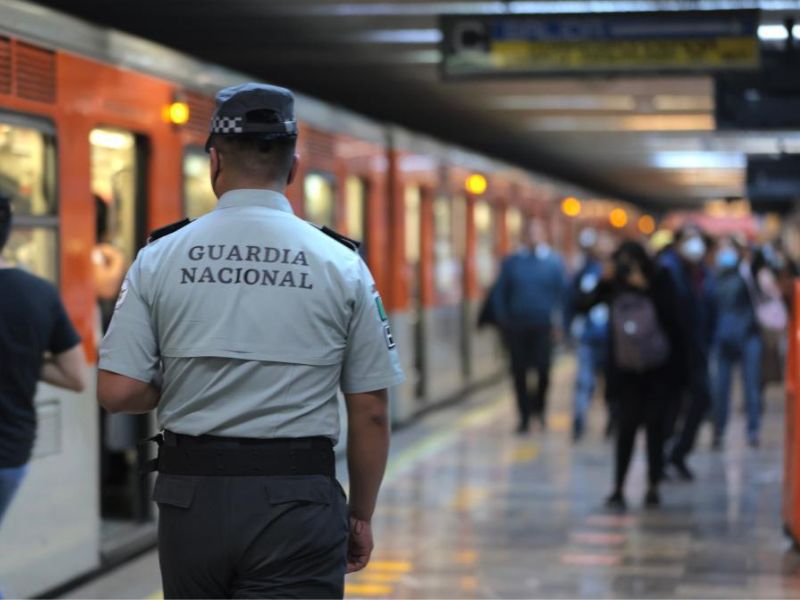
490, 37, 758, 73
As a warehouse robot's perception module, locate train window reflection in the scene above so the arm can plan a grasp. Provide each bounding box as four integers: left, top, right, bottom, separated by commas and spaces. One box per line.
474, 201, 495, 289
184, 151, 216, 219
345, 176, 366, 242
506, 207, 523, 251
0, 122, 55, 216
404, 185, 421, 264
2, 227, 57, 283
90, 128, 137, 264
452, 195, 466, 259
434, 196, 461, 302
304, 173, 335, 227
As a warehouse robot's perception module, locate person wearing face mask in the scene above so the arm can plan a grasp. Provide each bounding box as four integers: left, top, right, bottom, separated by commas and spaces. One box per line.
492, 218, 567, 433
578, 240, 681, 508
711, 238, 762, 449
564, 228, 615, 441
658, 225, 717, 480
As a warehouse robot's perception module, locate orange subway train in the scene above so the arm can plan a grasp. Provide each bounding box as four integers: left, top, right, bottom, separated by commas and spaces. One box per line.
0, 2, 582, 596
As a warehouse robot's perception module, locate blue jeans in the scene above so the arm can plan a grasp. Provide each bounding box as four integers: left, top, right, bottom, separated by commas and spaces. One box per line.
0, 464, 28, 526
713, 334, 763, 440
573, 341, 606, 424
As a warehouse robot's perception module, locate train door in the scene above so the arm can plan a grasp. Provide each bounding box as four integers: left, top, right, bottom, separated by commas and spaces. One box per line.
472, 199, 499, 380
452, 193, 470, 379
426, 192, 465, 399
404, 184, 425, 402
90, 127, 153, 538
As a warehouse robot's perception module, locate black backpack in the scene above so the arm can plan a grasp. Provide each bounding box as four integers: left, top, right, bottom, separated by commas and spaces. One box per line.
611, 291, 670, 372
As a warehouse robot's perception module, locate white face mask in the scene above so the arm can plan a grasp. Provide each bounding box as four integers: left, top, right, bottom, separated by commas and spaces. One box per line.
680, 236, 706, 263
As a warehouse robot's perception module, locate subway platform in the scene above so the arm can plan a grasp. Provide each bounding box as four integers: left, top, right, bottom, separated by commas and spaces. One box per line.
63, 357, 799, 599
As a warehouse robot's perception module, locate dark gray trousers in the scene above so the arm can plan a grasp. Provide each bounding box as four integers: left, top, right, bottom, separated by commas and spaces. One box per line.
153, 473, 349, 599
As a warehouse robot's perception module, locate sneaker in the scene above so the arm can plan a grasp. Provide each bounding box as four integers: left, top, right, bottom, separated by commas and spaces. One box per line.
605, 491, 627, 511
644, 488, 661, 508
669, 455, 694, 481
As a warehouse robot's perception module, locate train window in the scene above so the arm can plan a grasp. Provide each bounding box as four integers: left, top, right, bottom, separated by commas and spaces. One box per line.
506, 207, 523, 252
474, 201, 496, 289
344, 175, 366, 241
304, 173, 335, 227
183, 150, 216, 219
404, 185, 421, 264
3, 227, 58, 282
0, 122, 56, 216
0, 117, 58, 283
434, 195, 461, 301
90, 128, 138, 265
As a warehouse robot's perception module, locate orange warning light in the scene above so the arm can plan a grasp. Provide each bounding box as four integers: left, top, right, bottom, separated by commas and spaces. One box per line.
609, 208, 628, 229
561, 197, 582, 217
638, 214, 656, 235
165, 101, 190, 125
465, 174, 488, 195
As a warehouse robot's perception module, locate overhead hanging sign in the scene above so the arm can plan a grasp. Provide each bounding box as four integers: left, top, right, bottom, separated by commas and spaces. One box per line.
440, 10, 760, 78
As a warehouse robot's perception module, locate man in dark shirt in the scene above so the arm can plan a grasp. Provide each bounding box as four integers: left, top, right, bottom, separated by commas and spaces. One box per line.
492, 219, 566, 433
0, 194, 87, 524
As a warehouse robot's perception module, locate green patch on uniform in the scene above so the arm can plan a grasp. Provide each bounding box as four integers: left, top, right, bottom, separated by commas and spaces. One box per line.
375, 296, 388, 321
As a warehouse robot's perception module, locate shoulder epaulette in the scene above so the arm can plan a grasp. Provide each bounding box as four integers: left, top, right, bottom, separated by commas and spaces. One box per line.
320, 225, 361, 252
148, 218, 192, 244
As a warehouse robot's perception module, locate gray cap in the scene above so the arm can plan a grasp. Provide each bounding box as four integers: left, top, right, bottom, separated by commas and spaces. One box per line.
205, 82, 298, 151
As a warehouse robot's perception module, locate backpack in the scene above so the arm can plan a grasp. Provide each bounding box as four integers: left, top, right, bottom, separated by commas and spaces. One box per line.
611, 291, 671, 372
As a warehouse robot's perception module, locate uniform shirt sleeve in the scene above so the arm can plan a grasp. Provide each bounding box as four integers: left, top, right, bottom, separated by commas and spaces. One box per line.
48, 291, 81, 354
340, 260, 405, 394
98, 255, 160, 383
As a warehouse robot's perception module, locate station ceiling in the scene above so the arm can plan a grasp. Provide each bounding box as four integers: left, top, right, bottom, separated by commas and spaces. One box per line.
34, 0, 800, 209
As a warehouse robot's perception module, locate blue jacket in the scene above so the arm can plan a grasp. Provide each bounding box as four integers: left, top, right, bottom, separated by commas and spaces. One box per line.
564, 258, 609, 345
658, 248, 716, 361
713, 266, 758, 348
492, 247, 566, 329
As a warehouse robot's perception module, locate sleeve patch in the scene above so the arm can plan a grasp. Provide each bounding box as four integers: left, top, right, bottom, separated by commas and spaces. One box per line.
383, 323, 396, 349
375, 296, 388, 321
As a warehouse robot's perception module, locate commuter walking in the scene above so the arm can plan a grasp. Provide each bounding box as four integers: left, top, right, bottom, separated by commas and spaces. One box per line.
492, 218, 566, 433
751, 244, 790, 388
579, 241, 680, 509
97, 84, 404, 599
660, 225, 716, 480
565, 228, 611, 441
711, 238, 762, 448
0, 194, 87, 526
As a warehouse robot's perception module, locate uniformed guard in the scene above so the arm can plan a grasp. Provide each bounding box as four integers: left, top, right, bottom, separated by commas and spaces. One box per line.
97, 82, 404, 599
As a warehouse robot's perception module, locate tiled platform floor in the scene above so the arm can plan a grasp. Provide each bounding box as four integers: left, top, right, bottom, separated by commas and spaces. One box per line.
63, 357, 800, 599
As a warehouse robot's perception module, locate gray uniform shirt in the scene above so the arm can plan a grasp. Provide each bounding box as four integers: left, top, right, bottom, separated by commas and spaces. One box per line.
99, 189, 404, 443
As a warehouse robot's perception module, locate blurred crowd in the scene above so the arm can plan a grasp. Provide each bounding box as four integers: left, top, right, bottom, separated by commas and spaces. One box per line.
485, 219, 798, 509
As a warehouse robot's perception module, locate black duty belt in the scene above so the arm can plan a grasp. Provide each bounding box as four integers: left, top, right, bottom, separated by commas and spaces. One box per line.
142, 431, 335, 477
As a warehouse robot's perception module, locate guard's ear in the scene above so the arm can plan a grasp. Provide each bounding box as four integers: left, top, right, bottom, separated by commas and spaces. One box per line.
287, 153, 300, 185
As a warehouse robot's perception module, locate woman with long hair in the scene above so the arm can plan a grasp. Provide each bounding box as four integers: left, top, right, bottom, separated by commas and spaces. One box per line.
579, 240, 682, 509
